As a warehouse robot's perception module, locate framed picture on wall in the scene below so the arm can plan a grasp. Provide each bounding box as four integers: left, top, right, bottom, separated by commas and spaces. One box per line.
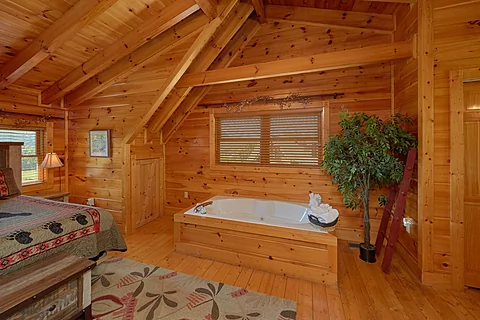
89, 129, 111, 158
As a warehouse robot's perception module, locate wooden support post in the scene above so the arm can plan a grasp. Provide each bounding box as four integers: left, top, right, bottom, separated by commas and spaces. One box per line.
449, 70, 465, 291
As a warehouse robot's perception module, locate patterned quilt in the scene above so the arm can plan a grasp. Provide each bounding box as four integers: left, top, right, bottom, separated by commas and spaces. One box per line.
0, 196, 127, 275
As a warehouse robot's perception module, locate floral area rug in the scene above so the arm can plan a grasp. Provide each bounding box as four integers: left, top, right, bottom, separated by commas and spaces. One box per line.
91, 257, 297, 320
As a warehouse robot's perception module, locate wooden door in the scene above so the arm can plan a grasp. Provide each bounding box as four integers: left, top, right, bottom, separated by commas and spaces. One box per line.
464, 81, 480, 288
132, 157, 161, 228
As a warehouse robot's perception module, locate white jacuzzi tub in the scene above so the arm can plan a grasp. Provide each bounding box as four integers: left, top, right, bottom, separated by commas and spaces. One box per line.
183, 195, 326, 233
175, 195, 338, 284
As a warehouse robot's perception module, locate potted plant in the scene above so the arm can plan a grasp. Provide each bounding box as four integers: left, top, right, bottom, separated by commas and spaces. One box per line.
321, 111, 417, 263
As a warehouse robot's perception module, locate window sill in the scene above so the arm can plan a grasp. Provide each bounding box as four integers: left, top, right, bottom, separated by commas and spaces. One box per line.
210, 163, 323, 175
22, 181, 44, 187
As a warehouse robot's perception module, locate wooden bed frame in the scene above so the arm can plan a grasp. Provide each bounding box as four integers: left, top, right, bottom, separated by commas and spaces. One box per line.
0, 142, 23, 187
174, 213, 338, 285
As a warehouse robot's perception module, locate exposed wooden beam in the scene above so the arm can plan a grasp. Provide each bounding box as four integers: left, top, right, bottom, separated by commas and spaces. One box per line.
146, 3, 254, 137
125, 0, 240, 144
252, 0, 266, 23
176, 40, 414, 87
266, 5, 394, 34
162, 17, 261, 142
65, 12, 210, 107
196, 0, 217, 19
41, 0, 200, 104
0, 0, 117, 89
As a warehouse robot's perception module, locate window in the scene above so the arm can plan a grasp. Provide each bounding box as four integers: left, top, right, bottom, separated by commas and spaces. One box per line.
0, 128, 45, 185
214, 110, 322, 168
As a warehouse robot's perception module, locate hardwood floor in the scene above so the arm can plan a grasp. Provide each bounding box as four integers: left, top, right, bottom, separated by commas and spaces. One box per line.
110, 216, 480, 319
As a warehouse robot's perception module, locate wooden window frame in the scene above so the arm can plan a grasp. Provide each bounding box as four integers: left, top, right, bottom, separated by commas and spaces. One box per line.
209, 104, 330, 175
0, 119, 55, 192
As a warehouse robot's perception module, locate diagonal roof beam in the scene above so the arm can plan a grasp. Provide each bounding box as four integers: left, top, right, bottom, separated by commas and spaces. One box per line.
266, 5, 394, 34
41, 0, 200, 104
195, 0, 218, 19
145, 3, 254, 138
125, 0, 242, 144
251, 0, 266, 23
0, 0, 118, 90
176, 40, 414, 87
161, 17, 261, 142
65, 12, 210, 107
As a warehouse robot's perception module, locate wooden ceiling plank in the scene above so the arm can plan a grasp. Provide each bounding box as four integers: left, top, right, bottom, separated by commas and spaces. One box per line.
252, 0, 266, 23
265, 4, 394, 33
146, 3, 254, 137
0, 0, 118, 90
176, 40, 414, 87
195, 0, 218, 19
65, 12, 210, 107
366, 0, 414, 3
41, 0, 200, 105
125, 0, 240, 144
162, 17, 261, 142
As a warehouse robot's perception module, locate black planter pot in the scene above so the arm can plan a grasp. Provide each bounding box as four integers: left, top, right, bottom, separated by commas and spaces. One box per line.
359, 243, 376, 263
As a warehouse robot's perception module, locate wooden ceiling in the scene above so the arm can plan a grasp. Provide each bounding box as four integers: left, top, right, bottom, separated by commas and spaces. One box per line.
0, 0, 411, 142
0, 0, 406, 92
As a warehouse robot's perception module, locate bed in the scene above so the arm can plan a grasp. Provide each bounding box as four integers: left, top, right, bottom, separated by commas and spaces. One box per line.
0, 142, 127, 276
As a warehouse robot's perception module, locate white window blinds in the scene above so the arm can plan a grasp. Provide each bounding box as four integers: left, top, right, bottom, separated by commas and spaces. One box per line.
215, 111, 322, 168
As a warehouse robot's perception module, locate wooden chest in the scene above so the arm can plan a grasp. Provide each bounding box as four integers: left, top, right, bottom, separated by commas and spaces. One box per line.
0, 253, 95, 320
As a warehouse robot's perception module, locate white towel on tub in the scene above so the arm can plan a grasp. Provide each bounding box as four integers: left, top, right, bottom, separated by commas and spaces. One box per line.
309, 204, 339, 224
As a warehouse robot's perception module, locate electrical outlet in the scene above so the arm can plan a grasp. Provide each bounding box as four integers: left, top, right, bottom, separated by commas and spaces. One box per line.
184, 192, 189, 199
86, 198, 95, 206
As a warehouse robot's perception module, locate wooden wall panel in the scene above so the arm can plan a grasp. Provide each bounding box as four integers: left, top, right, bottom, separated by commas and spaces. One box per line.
392, 3, 421, 278
430, 0, 480, 283
68, 97, 148, 232
68, 91, 166, 233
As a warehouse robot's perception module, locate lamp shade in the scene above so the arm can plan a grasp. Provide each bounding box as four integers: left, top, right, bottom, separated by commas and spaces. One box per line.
40, 153, 63, 168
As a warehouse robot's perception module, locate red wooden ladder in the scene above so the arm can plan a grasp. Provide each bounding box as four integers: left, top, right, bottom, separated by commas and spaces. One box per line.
374, 148, 417, 273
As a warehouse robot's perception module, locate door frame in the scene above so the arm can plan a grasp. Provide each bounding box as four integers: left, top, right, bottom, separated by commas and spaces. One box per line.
449, 67, 480, 290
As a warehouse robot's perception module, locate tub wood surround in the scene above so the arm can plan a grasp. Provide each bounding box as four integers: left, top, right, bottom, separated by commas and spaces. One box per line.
1, 0, 480, 291
174, 213, 338, 285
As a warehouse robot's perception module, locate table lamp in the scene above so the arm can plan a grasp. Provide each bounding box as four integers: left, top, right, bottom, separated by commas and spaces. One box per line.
40, 153, 64, 191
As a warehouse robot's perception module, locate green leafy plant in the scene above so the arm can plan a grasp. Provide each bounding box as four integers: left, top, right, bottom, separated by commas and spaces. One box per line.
321, 111, 417, 248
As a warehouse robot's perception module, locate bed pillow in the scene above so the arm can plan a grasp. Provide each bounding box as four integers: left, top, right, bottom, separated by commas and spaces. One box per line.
0, 167, 21, 197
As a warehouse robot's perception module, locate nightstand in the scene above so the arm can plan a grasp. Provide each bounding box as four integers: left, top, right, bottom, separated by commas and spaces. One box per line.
32, 191, 70, 202
0, 253, 95, 320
